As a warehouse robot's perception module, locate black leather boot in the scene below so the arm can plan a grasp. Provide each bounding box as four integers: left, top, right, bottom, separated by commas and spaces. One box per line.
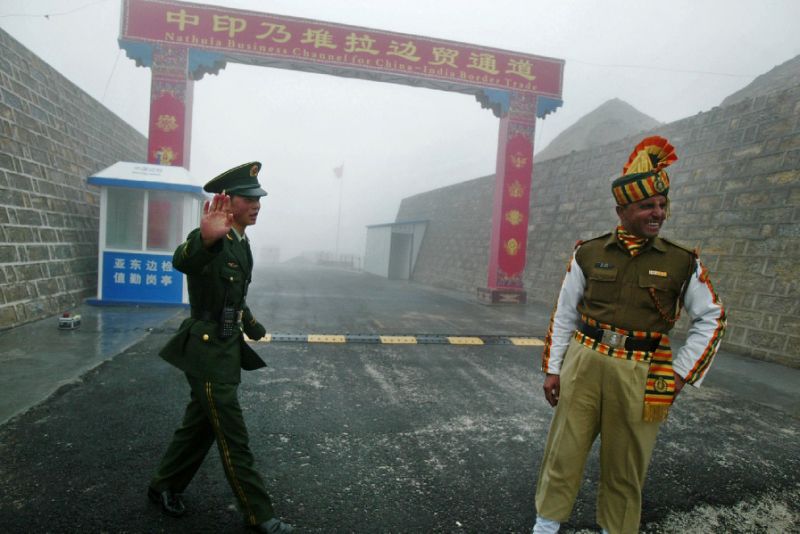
147, 486, 187, 517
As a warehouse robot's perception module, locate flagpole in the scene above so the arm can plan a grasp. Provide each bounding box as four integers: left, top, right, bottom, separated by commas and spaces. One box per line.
335, 173, 343, 255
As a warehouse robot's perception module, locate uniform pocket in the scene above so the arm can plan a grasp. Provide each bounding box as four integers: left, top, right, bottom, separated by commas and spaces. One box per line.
219, 265, 242, 284
586, 267, 619, 304
185, 320, 238, 357
636, 274, 680, 313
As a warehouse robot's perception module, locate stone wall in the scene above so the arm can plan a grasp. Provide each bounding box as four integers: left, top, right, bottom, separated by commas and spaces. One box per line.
399, 175, 495, 292
0, 29, 147, 329
398, 85, 800, 367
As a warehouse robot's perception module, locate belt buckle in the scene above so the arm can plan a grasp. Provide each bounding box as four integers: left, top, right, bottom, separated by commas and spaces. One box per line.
601, 329, 627, 349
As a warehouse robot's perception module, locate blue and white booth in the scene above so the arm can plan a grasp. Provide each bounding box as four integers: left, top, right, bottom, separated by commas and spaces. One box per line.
87, 162, 205, 305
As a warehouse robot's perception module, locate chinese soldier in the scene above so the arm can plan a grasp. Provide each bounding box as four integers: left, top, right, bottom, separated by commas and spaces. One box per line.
148, 162, 293, 533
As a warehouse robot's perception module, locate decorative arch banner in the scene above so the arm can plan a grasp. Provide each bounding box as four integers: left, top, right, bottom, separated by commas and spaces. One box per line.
120, 0, 563, 98
120, 0, 565, 303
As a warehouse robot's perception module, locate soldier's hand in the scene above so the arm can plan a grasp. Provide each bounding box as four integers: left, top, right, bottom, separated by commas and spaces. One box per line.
201, 193, 233, 248
673, 372, 686, 397
543, 373, 560, 407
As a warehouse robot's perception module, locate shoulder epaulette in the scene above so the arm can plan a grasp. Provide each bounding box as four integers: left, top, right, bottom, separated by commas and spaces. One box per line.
660, 236, 697, 256
577, 232, 612, 248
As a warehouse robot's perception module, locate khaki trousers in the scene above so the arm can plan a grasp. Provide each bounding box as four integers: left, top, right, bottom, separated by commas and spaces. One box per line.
151, 375, 275, 525
535, 339, 661, 534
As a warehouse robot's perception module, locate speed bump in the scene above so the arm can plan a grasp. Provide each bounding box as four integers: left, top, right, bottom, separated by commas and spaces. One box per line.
249, 333, 544, 346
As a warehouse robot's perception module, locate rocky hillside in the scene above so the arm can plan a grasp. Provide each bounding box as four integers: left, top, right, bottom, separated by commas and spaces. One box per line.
721, 54, 800, 107
535, 98, 661, 161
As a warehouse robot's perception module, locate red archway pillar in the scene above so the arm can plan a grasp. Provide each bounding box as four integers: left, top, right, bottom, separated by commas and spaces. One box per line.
478, 92, 537, 304
147, 44, 194, 168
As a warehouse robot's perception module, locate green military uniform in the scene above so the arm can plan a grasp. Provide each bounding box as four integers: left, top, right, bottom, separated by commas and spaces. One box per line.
150, 162, 278, 527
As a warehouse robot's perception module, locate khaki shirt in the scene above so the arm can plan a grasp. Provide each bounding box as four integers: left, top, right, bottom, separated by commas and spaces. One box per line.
576, 233, 696, 333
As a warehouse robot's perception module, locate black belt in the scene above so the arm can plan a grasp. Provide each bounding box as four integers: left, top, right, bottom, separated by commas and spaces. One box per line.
578, 322, 660, 352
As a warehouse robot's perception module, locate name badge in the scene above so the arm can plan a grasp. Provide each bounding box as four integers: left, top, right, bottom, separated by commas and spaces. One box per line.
649, 270, 667, 277
595, 262, 614, 269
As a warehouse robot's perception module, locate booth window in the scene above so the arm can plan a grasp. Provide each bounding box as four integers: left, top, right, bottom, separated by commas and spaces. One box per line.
147, 190, 184, 251
106, 188, 144, 250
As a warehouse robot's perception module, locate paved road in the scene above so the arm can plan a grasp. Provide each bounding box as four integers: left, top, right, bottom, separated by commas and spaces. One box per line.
0, 264, 798, 533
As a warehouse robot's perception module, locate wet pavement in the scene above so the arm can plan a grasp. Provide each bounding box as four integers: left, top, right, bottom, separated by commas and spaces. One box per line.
0, 263, 798, 533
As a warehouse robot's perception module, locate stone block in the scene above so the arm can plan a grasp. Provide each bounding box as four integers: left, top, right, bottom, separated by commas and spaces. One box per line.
762, 170, 800, 186
733, 191, 777, 208
1, 88, 24, 111
734, 272, 772, 293
777, 223, 800, 237
730, 143, 764, 158
721, 176, 751, 191
724, 324, 747, 345
4, 226, 35, 243
34, 277, 59, 296
6, 171, 32, 191
755, 294, 798, 315
2, 282, 31, 303
745, 330, 786, 352
693, 195, 724, 211
0, 305, 18, 329
761, 313, 781, 332
754, 207, 794, 223
14, 208, 42, 226
726, 308, 763, 328
25, 245, 49, 261
716, 255, 766, 275
0, 244, 18, 262
22, 299, 47, 321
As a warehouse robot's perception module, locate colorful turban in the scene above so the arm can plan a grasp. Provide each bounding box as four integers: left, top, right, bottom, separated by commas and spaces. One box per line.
612, 136, 678, 206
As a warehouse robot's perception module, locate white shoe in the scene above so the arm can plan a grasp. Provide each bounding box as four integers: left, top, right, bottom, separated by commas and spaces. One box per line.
532, 515, 560, 534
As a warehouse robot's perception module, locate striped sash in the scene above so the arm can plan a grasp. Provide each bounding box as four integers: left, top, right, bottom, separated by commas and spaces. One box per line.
576, 315, 675, 422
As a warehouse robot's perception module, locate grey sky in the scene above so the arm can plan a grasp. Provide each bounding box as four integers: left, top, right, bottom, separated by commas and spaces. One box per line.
2, 0, 799, 259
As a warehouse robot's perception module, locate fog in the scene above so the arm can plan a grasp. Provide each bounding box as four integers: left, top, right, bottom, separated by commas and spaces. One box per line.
2, 0, 799, 260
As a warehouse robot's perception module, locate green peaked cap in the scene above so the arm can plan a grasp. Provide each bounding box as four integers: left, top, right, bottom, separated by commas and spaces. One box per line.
203, 161, 267, 197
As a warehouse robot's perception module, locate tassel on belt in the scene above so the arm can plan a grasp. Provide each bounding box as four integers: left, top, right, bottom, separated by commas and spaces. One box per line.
577, 315, 676, 422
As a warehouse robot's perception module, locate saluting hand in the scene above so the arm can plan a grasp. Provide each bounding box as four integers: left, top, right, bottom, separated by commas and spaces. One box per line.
200, 193, 233, 248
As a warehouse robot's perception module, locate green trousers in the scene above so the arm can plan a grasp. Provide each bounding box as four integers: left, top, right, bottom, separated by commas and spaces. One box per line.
535, 339, 661, 534
150, 375, 275, 525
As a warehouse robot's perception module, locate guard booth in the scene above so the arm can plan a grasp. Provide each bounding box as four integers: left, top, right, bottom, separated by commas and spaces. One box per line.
86, 162, 205, 305
364, 220, 428, 280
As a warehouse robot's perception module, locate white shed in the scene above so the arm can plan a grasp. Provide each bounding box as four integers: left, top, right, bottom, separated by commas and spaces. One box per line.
364, 220, 427, 279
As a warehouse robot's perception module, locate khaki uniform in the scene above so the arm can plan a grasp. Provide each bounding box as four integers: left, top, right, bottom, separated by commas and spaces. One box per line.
576, 234, 695, 334
150, 228, 275, 526
536, 233, 725, 534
